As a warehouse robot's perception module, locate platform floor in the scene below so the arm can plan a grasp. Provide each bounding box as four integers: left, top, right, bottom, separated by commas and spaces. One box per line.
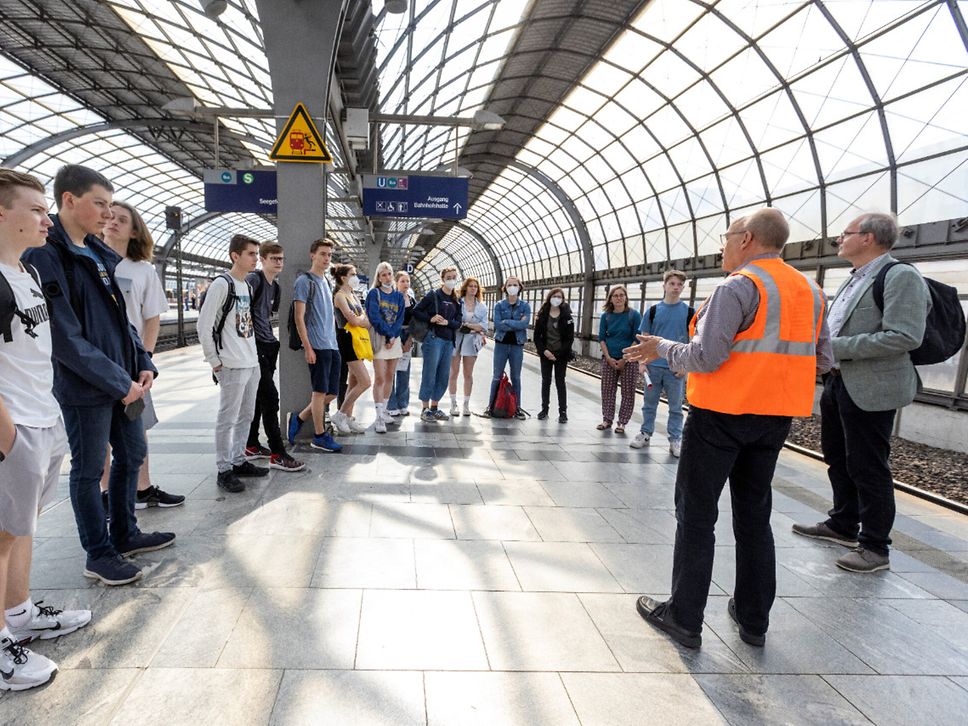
3, 343, 968, 724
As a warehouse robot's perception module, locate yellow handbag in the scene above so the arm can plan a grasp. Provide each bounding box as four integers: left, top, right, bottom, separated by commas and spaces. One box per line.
344, 323, 373, 360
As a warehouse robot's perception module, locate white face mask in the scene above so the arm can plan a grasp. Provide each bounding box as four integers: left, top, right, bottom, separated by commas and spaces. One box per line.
381, 280, 393, 290
442, 279, 457, 291
506, 285, 519, 296
347, 275, 360, 288
550, 297, 563, 307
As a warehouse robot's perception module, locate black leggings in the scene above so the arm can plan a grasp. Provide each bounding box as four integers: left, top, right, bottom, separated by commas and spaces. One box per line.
539, 355, 568, 413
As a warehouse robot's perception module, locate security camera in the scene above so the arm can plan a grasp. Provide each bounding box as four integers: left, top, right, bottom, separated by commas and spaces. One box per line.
199, 0, 227, 19
385, 0, 407, 14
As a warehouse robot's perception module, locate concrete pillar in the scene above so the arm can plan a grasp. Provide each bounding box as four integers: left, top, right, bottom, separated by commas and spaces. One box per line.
255, 0, 347, 432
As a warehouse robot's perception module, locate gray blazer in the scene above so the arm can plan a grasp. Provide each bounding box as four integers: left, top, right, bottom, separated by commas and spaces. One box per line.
831, 254, 929, 412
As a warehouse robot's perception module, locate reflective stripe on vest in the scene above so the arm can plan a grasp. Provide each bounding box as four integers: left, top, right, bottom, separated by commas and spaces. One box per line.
686, 259, 825, 417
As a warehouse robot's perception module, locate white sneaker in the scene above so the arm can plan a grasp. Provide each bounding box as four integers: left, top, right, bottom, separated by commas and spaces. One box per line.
0, 636, 57, 691
630, 433, 651, 449
669, 439, 681, 458
374, 416, 387, 434
381, 407, 394, 423
387, 408, 401, 417
450, 400, 460, 416
347, 416, 367, 433
7, 601, 92, 643
462, 401, 471, 416
331, 411, 353, 435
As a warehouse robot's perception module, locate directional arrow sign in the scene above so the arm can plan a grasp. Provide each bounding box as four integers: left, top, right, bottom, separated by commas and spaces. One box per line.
362, 174, 468, 220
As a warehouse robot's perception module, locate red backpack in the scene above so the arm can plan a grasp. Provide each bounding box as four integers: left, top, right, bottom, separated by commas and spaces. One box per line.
492, 373, 518, 418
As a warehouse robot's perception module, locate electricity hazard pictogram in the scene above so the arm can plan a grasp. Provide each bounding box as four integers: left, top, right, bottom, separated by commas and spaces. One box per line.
269, 103, 332, 163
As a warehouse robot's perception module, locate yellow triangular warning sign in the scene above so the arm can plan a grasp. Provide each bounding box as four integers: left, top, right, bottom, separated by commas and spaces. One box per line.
269, 102, 332, 163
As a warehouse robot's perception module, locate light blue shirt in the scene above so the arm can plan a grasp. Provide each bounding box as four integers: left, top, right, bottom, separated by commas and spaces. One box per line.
294, 271, 337, 351
640, 301, 690, 369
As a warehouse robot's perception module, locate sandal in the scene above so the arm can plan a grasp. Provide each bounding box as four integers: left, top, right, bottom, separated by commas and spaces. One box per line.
615, 425, 626, 434
596, 421, 611, 430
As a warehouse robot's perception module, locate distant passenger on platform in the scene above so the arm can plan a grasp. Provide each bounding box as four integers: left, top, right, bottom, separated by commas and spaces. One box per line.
483, 275, 530, 419
631, 270, 692, 457
24, 164, 171, 586
533, 287, 574, 423
0, 168, 92, 691
793, 213, 928, 573
413, 267, 462, 421
624, 208, 831, 648
288, 238, 342, 452
330, 263, 371, 435
197, 234, 267, 493
387, 272, 416, 417
100, 200, 185, 509
448, 276, 488, 417
366, 261, 405, 434
598, 285, 641, 434
244, 241, 304, 471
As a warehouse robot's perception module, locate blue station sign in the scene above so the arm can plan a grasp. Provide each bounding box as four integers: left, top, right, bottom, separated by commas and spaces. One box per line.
362, 174, 468, 220
204, 169, 278, 214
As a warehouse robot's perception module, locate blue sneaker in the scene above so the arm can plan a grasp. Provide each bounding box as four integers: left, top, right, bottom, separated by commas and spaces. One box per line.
287, 411, 304, 446
116, 531, 176, 556
83, 554, 142, 586
311, 433, 342, 452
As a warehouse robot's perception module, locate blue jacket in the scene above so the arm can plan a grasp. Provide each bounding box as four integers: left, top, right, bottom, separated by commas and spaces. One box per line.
493, 297, 531, 345
23, 214, 156, 407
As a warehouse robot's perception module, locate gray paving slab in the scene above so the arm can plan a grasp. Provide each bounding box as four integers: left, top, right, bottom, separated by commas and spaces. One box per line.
152, 586, 252, 667
0, 667, 140, 726
503, 541, 623, 592
523, 506, 626, 542
824, 675, 968, 726
450, 504, 541, 541
425, 672, 580, 726
538, 480, 627, 507
312, 538, 417, 589
595, 506, 677, 543
413, 539, 520, 590
476, 479, 556, 505
367, 502, 456, 539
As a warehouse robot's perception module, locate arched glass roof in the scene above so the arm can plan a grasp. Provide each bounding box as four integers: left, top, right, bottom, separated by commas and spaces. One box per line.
1, 0, 965, 283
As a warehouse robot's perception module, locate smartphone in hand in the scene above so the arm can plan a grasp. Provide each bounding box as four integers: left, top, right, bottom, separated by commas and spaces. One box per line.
124, 398, 145, 421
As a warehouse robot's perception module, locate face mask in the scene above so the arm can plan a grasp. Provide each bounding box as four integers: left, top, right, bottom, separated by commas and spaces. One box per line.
506, 285, 519, 296
442, 279, 457, 291
381, 281, 393, 291
550, 297, 563, 307
347, 275, 360, 288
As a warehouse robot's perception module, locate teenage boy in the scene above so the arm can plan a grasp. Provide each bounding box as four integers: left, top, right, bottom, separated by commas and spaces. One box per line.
244, 241, 304, 471
24, 165, 173, 587
0, 169, 92, 691
197, 234, 268, 493
631, 270, 692, 457
288, 238, 342, 453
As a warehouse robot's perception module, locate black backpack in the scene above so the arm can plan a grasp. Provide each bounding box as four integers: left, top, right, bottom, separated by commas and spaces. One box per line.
203, 273, 251, 355
0, 265, 44, 343
872, 261, 967, 366
287, 272, 316, 351
647, 303, 696, 329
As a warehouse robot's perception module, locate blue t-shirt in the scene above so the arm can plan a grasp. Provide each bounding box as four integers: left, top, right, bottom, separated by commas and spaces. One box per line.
599, 309, 642, 359
293, 271, 337, 351
74, 244, 115, 298
639, 301, 691, 369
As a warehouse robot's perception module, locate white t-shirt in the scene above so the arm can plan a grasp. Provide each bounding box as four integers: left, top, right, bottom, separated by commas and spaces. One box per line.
0, 263, 60, 427
114, 258, 169, 340
196, 274, 257, 369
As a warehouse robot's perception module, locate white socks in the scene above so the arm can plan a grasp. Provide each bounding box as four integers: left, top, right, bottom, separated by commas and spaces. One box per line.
5, 598, 33, 628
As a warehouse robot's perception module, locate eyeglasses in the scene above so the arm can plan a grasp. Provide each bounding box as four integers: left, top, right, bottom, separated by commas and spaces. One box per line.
267, 255, 285, 262
838, 230, 864, 239
719, 229, 747, 243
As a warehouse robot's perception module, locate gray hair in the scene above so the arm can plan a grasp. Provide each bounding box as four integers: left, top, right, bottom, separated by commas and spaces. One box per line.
857, 212, 898, 249
744, 208, 789, 250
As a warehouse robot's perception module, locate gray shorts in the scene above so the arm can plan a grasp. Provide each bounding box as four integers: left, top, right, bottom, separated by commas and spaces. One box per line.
0, 421, 67, 536
143, 389, 159, 431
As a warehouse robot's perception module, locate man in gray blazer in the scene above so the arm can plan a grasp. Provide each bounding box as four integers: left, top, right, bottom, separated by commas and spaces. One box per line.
793, 212, 929, 572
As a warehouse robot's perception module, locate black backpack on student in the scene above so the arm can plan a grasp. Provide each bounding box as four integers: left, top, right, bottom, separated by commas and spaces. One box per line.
647, 303, 696, 329
0, 265, 44, 343
287, 271, 316, 351
872, 261, 967, 366
203, 272, 251, 355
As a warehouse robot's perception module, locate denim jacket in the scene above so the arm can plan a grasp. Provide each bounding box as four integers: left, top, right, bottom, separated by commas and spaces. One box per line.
492, 297, 531, 345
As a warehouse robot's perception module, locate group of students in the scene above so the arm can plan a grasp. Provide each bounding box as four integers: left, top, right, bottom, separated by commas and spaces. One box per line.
0, 164, 192, 691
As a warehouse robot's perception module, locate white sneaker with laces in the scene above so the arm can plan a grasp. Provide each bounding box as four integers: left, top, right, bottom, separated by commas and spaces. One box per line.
347, 416, 367, 433
381, 407, 394, 423
630, 432, 651, 449
0, 636, 57, 691
7, 602, 92, 643
669, 439, 681, 458
331, 411, 353, 435
450, 400, 460, 416
387, 408, 401, 417
462, 401, 471, 416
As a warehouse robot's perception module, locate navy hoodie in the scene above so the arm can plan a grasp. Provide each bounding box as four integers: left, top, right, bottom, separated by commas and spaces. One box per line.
22, 214, 156, 407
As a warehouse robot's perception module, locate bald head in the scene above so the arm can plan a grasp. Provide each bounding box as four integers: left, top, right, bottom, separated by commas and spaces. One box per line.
743, 208, 789, 250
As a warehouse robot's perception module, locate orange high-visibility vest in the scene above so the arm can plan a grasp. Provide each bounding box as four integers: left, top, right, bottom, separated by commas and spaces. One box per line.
686, 258, 825, 417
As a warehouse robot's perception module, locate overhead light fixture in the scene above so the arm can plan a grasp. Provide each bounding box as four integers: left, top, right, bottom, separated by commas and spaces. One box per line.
472, 110, 506, 131
162, 96, 198, 114
385, 0, 408, 13
199, 0, 227, 18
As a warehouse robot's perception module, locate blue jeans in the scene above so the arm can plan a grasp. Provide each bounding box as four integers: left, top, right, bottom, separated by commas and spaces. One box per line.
388, 358, 411, 410
418, 331, 454, 403
489, 342, 524, 409
640, 364, 685, 440
62, 402, 146, 559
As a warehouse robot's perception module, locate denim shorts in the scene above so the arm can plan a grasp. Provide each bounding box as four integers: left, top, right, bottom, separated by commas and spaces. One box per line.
309, 348, 341, 394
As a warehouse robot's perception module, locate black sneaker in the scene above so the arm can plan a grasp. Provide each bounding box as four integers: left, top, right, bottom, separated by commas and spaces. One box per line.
217, 470, 245, 493
233, 461, 269, 478
728, 598, 766, 646
537, 408, 549, 420
480, 409, 492, 418
558, 412, 568, 423
635, 595, 701, 648
116, 531, 176, 556
135, 486, 185, 510
83, 554, 142, 586
100, 490, 108, 513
